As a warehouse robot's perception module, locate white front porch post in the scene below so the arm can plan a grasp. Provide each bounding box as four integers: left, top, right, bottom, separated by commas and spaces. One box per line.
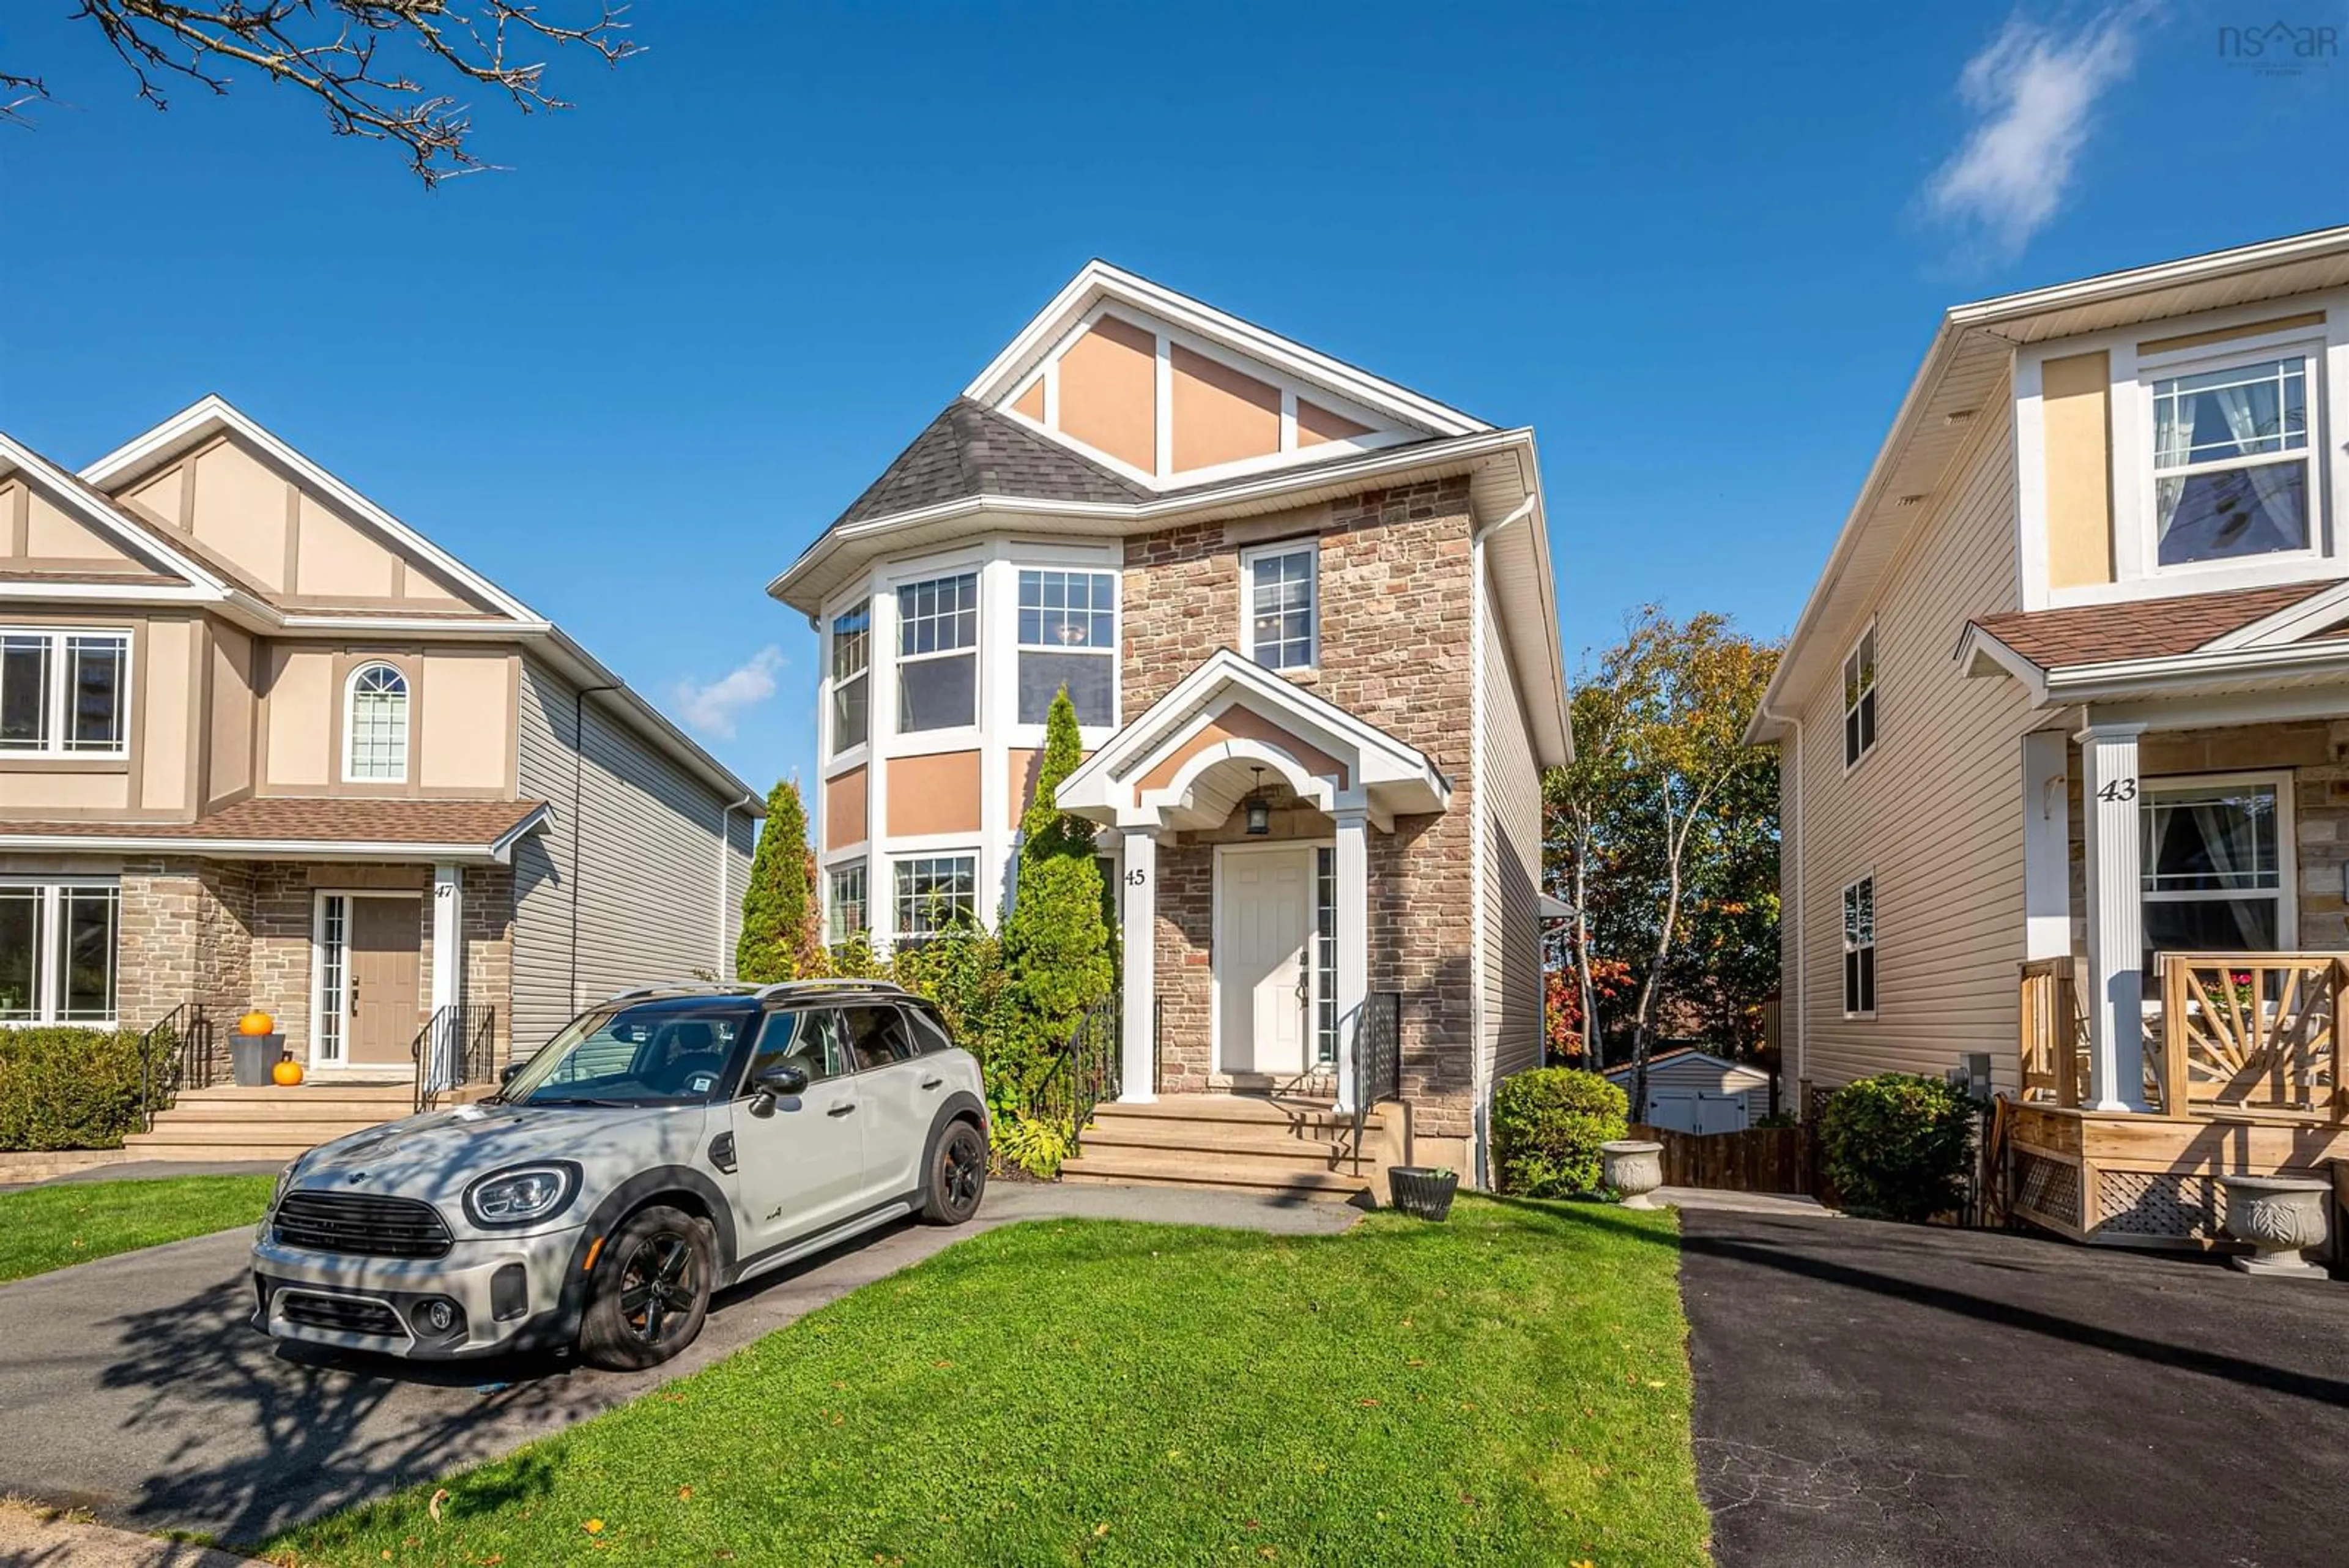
2078, 723, 2150, 1112
1118, 827, 1158, 1102
429, 861, 464, 1089
1331, 808, 1370, 1114
2021, 729, 2072, 960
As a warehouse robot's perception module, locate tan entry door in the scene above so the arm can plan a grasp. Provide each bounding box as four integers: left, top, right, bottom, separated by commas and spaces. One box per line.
1217, 847, 1314, 1076
345, 896, 423, 1068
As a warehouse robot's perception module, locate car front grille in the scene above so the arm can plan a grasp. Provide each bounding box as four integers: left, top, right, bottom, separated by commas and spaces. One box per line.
273, 1192, 453, 1259
277, 1290, 404, 1337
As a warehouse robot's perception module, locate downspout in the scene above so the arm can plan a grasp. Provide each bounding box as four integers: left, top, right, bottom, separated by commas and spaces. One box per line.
568, 682, 622, 1013
1757, 697, 1805, 1112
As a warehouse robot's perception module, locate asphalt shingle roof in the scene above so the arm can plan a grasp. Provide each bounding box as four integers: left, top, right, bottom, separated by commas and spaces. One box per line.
0, 797, 547, 848
834, 398, 1153, 527
1969, 581, 2334, 670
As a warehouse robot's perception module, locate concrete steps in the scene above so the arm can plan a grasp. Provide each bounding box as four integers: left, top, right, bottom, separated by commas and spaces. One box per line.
122, 1081, 414, 1162
1060, 1096, 1384, 1202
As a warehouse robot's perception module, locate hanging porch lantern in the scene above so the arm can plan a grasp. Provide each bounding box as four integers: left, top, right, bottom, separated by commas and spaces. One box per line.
1242, 766, 1272, 836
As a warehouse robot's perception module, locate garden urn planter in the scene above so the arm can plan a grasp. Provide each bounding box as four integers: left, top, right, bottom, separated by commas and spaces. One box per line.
1387, 1166, 1458, 1221
1602, 1139, 1666, 1209
2216, 1174, 2332, 1278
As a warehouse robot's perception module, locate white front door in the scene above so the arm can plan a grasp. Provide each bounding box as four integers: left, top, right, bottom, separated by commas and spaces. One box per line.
1218, 847, 1315, 1076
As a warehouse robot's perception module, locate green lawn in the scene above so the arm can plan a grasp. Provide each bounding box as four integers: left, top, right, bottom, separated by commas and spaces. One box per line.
0, 1173, 275, 1284
271, 1196, 1707, 1567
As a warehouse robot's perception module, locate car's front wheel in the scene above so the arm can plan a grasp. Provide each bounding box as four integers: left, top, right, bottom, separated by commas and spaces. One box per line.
578, 1204, 716, 1370
921, 1119, 988, 1225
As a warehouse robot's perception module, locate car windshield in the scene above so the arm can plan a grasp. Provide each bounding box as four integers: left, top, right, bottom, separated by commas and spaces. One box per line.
503, 998, 758, 1108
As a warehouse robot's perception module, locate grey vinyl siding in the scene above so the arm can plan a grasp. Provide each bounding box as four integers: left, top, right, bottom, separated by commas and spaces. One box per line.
1609, 1052, 1773, 1123
1790, 389, 2035, 1098
510, 658, 754, 1055
1478, 574, 1546, 1092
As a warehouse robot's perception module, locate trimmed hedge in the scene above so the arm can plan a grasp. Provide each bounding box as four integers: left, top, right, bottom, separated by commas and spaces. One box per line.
1492, 1066, 1628, 1198
1818, 1072, 1975, 1222
0, 1026, 153, 1151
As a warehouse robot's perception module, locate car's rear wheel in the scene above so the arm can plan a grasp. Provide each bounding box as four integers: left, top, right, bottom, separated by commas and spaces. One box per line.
921, 1119, 988, 1226
578, 1204, 715, 1370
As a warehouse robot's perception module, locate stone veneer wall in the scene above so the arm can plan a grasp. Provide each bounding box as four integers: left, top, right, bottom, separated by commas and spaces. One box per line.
115, 859, 516, 1067
2065, 719, 2349, 954
1126, 477, 1479, 1138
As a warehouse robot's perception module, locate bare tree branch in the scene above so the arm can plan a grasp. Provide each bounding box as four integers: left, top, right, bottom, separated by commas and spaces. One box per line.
6, 2, 638, 185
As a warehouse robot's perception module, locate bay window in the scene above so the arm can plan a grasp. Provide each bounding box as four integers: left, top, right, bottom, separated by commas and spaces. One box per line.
0, 628, 130, 757
0, 880, 120, 1025
1017, 568, 1116, 725
894, 855, 976, 937
2141, 776, 2288, 972
830, 602, 870, 754
896, 573, 978, 731
2151, 354, 2312, 567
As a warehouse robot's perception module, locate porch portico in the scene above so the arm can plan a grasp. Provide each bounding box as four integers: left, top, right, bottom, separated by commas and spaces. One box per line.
1058, 650, 1450, 1112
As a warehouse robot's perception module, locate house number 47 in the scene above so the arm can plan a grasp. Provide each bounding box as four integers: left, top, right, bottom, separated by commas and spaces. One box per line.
2096, 778, 2138, 803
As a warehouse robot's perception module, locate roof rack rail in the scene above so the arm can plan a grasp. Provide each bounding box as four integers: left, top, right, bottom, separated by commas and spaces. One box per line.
603, 980, 753, 1003
752, 978, 908, 1001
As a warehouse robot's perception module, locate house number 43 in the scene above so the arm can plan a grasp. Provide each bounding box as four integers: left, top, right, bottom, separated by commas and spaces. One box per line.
2096, 778, 2138, 803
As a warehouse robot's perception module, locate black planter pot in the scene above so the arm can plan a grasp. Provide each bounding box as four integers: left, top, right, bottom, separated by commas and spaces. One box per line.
1388, 1165, 1458, 1221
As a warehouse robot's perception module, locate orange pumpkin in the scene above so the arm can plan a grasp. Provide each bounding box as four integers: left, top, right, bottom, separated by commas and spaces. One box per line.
237, 1010, 275, 1037
272, 1055, 305, 1087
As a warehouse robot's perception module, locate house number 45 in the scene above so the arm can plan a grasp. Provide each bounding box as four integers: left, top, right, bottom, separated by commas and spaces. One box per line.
1125, 869, 1148, 887
2096, 778, 2138, 803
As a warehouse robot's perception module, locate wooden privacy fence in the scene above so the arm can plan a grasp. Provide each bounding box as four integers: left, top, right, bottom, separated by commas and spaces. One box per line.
1627, 1122, 1809, 1195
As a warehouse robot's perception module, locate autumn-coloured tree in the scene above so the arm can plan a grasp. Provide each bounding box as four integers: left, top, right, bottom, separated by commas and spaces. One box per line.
737, 780, 821, 984
2, 2, 638, 185
1546, 608, 1781, 1109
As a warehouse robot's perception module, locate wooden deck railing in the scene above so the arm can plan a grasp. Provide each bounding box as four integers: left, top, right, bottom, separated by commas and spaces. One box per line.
2018, 957, 2088, 1109
2156, 953, 2347, 1119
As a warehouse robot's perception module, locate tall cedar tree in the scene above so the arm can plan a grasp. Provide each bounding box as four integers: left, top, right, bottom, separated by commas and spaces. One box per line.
999, 689, 1115, 1086
737, 779, 822, 983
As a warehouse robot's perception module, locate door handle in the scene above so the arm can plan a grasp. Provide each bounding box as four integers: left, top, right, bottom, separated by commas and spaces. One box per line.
826, 1103, 857, 1118
921, 1077, 944, 1090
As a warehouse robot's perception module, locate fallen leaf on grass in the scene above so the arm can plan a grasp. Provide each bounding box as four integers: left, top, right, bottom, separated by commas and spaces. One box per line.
584, 1520, 605, 1536
1093, 1523, 1111, 1537
678, 1486, 694, 1501
1357, 1398, 1382, 1408
428, 1489, 450, 1525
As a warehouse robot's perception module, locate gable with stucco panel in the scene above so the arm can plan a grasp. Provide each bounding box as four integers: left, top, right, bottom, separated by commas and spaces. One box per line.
1056, 316, 1158, 472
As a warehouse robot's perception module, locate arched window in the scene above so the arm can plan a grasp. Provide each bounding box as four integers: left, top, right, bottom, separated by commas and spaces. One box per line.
344, 662, 409, 782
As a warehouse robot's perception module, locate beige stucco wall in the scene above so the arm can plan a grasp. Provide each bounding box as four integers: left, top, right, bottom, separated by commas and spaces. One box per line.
1057, 316, 1157, 472
1135, 707, 1349, 792
261, 642, 519, 797
137, 617, 196, 814
262, 645, 336, 788
2041, 350, 2114, 590
1296, 400, 1371, 448
0, 613, 196, 822
825, 765, 867, 850
1170, 346, 1280, 472
417, 649, 516, 790
207, 620, 256, 808
885, 750, 982, 836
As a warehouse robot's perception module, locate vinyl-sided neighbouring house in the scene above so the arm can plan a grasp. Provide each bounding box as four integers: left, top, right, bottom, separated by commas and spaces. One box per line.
770, 262, 1570, 1190
1751, 226, 2349, 1245
1, 397, 759, 1156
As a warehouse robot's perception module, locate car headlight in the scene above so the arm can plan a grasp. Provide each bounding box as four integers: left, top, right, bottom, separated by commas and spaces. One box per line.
463, 1162, 581, 1228
268, 1161, 298, 1213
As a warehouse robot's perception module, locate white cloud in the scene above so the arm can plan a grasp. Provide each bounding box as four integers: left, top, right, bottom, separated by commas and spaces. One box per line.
1924, 7, 2148, 256
672, 645, 785, 740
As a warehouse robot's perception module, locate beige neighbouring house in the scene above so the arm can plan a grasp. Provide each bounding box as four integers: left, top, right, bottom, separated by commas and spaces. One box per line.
770, 262, 1571, 1195
1, 396, 760, 1159
1752, 225, 2349, 1247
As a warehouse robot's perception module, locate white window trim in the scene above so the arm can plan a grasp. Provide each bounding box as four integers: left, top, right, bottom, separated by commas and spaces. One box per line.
826, 599, 872, 764
340, 660, 410, 784
0, 877, 121, 1028
2139, 768, 2298, 948
1840, 872, 1877, 1021
1841, 620, 1878, 773
892, 569, 982, 739
891, 850, 980, 938
0, 626, 133, 760
1238, 538, 1319, 672
2136, 337, 2326, 584
825, 860, 870, 946
1012, 563, 1121, 730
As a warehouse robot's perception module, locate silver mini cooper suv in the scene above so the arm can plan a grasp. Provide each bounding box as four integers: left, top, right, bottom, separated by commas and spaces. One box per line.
250, 980, 989, 1369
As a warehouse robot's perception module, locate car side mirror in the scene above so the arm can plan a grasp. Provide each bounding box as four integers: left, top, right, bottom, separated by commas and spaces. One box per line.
499, 1063, 525, 1087
751, 1063, 809, 1102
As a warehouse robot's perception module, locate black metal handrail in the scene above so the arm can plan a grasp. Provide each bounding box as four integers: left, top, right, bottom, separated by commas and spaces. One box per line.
412, 1003, 497, 1112
1349, 990, 1403, 1157
1033, 994, 1121, 1142
138, 1002, 217, 1132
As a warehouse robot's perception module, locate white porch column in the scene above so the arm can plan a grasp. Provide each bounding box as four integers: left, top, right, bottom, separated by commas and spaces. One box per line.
1118, 827, 1158, 1102
2021, 729, 2072, 960
2077, 723, 2149, 1112
429, 861, 464, 1088
1331, 808, 1370, 1114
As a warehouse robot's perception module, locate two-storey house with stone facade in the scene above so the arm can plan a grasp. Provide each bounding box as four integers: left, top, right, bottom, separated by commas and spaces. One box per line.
1, 396, 759, 1157
770, 264, 1570, 1191
1752, 226, 2349, 1250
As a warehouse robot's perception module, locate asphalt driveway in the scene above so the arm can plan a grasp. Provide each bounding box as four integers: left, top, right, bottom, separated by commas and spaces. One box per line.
0, 1182, 1354, 1547
1680, 1208, 2349, 1568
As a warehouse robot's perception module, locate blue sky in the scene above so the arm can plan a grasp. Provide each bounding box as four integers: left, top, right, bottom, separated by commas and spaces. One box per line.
1, 2, 2340, 795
